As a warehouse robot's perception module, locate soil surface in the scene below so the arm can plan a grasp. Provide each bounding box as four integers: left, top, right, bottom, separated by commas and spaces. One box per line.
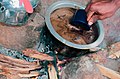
51, 8, 96, 44
0, 0, 119, 79
0, 24, 40, 51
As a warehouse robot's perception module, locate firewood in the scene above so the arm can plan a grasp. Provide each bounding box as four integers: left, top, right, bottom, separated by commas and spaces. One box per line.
31, 77, 38, 79
0, 59, 38, 69
0, 71, 21, 79
7, 66, 40, 73
0, 64, 35, 74
0, 70, 40, 79
0, 62, 40, 74
108, 50, 120, 59
96, 64, 120, 79
0, 61, 15, 68
0, 54, 41, 79
108, 42, 120, 59
48, 64, 58, 79
56, 56, 66, 66
0, 60, 39, 71
0, 54, 38, 68
109, 42, 120, 52
18, 71, 40, 78
7, 74, 21, 79
22, 49, 54, 61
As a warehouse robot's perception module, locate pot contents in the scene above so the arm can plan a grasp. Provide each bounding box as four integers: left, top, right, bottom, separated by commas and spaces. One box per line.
50, 8, 97, 45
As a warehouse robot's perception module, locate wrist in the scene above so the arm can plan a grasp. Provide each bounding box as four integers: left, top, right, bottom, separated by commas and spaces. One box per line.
114, 0, 120, 8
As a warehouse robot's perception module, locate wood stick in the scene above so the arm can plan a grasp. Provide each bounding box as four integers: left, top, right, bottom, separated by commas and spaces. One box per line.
7, 74, 21, 79
0, 54, 38, 65
22, 49, 54, 61
108, 50, 120, 59
0, 54, 39, 68
0, 53, 41, 79
48, 64, 58, 79
18, 71, 39, 78
0, 71, 21, 79
96, 64, 120, 79
31, 54, 53, 61
9, 66, 40, 71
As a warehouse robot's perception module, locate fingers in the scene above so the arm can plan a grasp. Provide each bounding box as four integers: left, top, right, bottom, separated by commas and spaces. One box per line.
85, 4, 91, 12
88, 13, 112, 25
88, 15, 99, 25
86, 3, 95, 21
86, 4, 95, 25
87, 11, 95, 21
86, 0, 115, 25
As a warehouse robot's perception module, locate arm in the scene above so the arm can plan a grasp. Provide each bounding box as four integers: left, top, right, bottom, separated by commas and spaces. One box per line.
86, 0, 120, 25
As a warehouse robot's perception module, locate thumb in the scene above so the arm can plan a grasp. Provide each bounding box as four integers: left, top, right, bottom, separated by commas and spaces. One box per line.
88, 15, 99, 25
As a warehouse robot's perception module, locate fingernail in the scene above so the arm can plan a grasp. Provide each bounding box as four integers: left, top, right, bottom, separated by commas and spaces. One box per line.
88, 22, 93, 26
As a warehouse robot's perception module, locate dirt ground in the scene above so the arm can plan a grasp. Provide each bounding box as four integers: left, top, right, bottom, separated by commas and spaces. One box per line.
0, 0, 120, 79
41, 0, 120, 79
0, 24, 40, 51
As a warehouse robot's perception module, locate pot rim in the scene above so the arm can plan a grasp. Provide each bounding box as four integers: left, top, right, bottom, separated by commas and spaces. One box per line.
45, 1, 104, 49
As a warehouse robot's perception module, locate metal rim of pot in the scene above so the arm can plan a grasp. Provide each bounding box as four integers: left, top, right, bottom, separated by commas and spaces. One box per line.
45, 1, 104, 49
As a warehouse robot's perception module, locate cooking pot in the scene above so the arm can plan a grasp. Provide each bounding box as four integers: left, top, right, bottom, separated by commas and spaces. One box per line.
45, 1, 104, 49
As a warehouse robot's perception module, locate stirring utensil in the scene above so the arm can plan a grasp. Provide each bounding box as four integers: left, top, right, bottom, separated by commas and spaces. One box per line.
19, 0, 33, 13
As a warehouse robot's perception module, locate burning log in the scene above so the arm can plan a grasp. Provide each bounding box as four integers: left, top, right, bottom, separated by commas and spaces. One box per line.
18, 71, 40, 78
48, 64, 58, 79
108, 42, 120, 59
108, 51, 120, 59
96, 64, 120, 79
22, 49, 54, 61
0, 54, 41, 79
0, 55, 39, 68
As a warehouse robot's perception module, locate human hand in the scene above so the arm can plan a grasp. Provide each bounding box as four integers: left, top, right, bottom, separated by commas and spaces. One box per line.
85, 0, 119, 25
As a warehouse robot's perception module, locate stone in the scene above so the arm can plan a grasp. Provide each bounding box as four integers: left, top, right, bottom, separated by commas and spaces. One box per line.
61, 56, 106, 79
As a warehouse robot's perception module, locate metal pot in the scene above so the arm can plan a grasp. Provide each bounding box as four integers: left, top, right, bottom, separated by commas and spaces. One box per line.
0, 0, 39, 26
45, 1, 104, 49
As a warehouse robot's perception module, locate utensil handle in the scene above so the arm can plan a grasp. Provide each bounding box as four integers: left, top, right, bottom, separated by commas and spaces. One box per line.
19, 0, 33, 13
